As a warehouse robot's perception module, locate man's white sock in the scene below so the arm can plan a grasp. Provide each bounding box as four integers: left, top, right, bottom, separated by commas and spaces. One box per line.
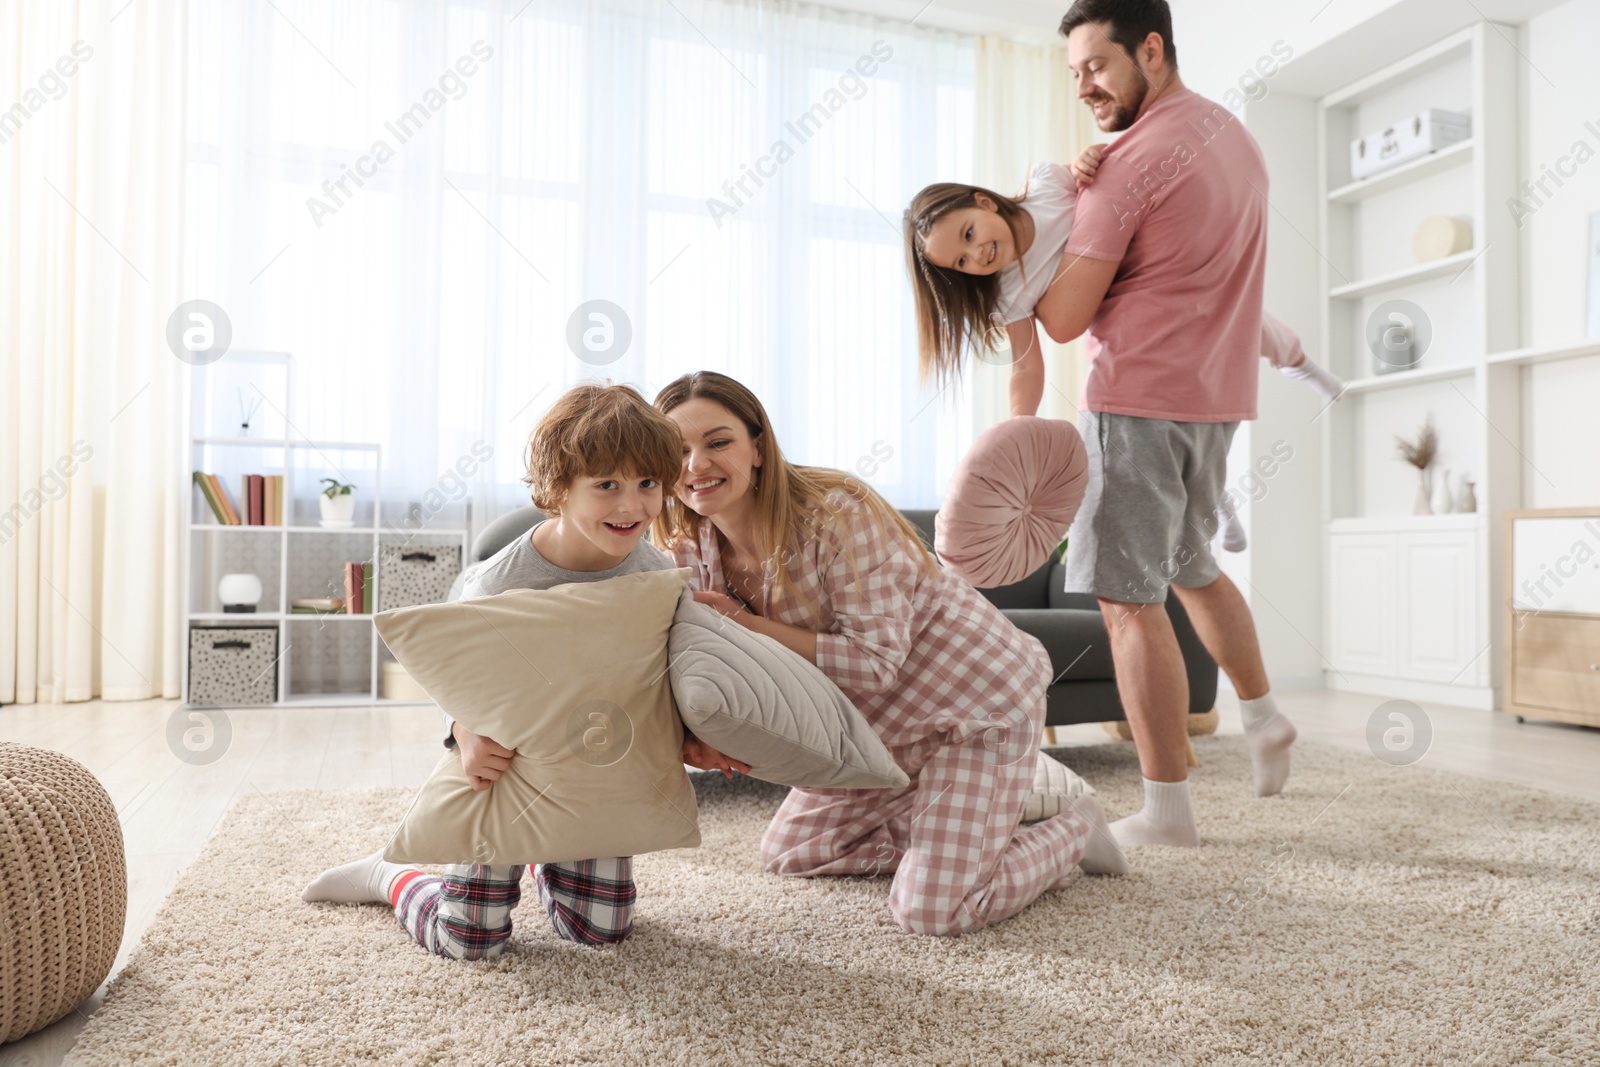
1240, 692, 1297, 797
1281, 359, 1345, 401
1109, 778, 1200, 848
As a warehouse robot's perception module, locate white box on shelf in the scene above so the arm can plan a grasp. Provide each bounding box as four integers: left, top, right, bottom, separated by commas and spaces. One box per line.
1350, 109, 1471, 180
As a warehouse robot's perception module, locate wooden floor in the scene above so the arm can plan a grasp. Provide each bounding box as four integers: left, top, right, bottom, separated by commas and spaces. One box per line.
2, 687, 1597, 1065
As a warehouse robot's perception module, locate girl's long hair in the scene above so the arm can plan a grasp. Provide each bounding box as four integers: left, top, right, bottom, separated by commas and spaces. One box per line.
903, 182, 1032, 389
651, 371, 940, 626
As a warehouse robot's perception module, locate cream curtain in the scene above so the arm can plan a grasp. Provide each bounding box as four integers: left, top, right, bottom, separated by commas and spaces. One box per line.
1, 0, 189, 704
971, 36, 1098, 430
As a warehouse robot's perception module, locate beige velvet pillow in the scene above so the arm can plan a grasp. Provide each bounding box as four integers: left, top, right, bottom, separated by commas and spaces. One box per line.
374, 568, 700, 865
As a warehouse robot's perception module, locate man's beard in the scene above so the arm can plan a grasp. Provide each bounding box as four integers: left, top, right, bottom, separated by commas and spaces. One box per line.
1089, 80, 1147, 132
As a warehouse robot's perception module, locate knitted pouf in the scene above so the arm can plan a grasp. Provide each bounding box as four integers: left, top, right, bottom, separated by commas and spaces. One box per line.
0, 742, 127, 1044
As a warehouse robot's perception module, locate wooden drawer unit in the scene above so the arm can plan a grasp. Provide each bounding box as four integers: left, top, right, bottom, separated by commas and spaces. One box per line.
1509, 613, 1600, 725
1505, 507, 1600, 725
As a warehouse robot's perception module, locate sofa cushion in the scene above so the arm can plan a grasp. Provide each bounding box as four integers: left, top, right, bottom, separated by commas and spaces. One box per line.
1001, 608, 1117, 682
668, 592, 908, 789
374, 568, 700, 865
1047, 560, 1102, 611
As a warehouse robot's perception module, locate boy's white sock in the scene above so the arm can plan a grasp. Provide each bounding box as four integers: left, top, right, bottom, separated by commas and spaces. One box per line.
1240, 692, 1297, 797
1216, 496, 1247, 553
1109, 778, 1200, 848
302, 849, 414, 905
1281, 359, 1345, 401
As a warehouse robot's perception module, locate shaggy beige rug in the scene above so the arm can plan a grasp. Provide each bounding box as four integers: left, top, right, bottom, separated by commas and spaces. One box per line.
61, 738, 1599, 1066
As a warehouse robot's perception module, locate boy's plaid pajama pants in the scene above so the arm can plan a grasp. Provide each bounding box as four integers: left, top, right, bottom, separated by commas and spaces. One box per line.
392, 857, 635, 959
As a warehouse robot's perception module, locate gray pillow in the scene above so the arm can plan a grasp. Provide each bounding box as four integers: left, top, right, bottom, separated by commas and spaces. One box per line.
668, 591, 909, 790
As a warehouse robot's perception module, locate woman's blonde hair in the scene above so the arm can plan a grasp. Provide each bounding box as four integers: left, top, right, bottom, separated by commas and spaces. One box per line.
650, 371, 940, 626
903, 181, 1032, 389
524, 382, 683, 515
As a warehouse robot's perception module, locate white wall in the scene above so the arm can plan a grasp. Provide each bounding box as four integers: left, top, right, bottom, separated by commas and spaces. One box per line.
1172, 0, 1406, 106
1218, 91, 1328, 692
1520, 0, 1600, 509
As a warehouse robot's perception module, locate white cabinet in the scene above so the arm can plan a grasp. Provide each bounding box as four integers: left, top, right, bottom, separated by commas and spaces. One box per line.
1397, 530, 1478, 682
1328, 521, 1484, 692
1329, 533, 1397, 675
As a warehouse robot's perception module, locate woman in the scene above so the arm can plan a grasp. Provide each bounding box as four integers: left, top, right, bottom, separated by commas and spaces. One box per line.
650, 371, 1128, 937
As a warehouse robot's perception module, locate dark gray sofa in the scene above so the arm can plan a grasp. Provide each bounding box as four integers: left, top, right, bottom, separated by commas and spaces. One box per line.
899, 510, 1216, 728
469, 505, 1217, 729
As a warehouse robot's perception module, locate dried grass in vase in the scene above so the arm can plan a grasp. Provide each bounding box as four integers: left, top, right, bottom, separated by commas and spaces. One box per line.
1394, 416, 1438, 470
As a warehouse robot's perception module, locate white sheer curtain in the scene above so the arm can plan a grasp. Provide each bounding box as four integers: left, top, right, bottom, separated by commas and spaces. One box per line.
3, 0, 189, 705
971, 36, 1095, 429
184, 0, 980, 548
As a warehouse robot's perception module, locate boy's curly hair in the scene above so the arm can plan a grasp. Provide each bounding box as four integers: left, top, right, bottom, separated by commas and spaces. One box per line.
524, 383, 683, 514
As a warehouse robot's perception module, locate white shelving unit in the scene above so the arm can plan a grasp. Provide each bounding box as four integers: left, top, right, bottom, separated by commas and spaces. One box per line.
181, 352, 466, 709
1312, 22, 1521, 710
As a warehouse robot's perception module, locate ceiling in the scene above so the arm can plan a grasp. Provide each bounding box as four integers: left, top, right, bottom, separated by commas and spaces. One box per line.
804, 0, 1577, 51
801, 0, 1069, 44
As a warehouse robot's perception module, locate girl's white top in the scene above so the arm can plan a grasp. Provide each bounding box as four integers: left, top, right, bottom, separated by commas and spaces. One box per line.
992, 162, 1078, 327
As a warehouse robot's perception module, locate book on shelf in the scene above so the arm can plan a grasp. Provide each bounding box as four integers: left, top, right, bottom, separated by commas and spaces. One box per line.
195, 472, 241, 524
362, 562, 373, 614
192, 472, 286, 526
292, 596, 343, 612
210, 475, 242, 525
192, 471, 229, 524
343, 562, 365, 614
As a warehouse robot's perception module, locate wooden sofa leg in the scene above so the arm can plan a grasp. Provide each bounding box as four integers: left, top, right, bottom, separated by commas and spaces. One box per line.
1186, 736, 1199, 769
1043, 726, 1057, 746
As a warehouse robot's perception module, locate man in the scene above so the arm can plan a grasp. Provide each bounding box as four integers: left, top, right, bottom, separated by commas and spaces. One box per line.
1023, 0, 1297, 847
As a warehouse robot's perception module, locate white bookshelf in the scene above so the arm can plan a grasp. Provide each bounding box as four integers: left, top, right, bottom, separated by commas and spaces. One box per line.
1311, 22, 1521, 710
1325, 138, 1473, 204
181, 352, 465, 709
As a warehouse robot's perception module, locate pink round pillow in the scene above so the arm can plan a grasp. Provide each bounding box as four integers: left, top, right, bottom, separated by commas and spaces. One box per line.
934, 417, 1088, 589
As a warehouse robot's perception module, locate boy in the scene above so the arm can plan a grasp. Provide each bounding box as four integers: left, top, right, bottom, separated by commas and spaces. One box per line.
302, 383, 747, 956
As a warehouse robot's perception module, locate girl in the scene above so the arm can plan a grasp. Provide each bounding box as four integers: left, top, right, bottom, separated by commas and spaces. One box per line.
903, 147, 1344, 550
651, 371, 1130, 938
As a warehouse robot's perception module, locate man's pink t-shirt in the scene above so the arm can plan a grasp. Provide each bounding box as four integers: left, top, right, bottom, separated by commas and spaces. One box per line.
1064, 88, 1268, 422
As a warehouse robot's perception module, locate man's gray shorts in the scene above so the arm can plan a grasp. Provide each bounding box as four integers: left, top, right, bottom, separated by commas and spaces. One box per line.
1063, 410, 1239, 605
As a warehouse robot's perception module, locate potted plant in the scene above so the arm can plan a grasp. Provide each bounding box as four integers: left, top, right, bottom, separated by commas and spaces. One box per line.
318, 477, 357, 527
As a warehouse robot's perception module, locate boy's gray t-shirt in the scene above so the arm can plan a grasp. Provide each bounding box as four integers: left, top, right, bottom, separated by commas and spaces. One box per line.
439, 520, 675, 744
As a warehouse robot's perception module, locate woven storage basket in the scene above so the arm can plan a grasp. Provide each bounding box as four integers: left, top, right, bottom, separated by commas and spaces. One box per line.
0, 743, 127, 1044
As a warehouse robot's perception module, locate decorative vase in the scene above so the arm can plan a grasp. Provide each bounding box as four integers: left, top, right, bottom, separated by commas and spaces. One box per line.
1431, 467, 1454, 515
1413, 469, 1432, 515
1457, 475, 1477, 513
319, 492, 355, 527
1371, 314, 1416, 374
218, 573, 263, 613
